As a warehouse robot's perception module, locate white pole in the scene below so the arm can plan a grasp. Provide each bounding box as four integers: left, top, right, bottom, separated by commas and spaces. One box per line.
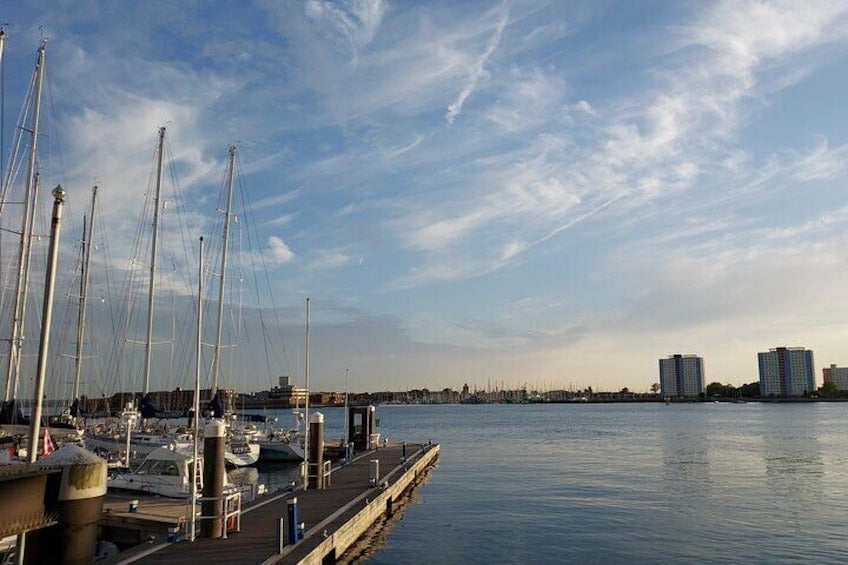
302, 297, 310, 490
191, 237, 204, 542
19, 184, 65, 563
27, 185, 65, 462
124, 419, 132, 468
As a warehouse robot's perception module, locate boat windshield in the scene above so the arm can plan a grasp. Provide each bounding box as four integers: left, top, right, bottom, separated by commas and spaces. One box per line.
135, 459, 180, 476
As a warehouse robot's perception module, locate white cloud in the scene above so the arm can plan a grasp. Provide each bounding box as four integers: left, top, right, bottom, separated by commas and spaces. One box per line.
306, 250, 354, 271
267, 236, 295, 263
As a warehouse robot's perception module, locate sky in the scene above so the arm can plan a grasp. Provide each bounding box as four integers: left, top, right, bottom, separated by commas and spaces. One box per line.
2, 0, 848, 395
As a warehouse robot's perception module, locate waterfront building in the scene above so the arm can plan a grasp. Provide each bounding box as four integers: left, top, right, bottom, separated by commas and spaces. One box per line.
659, 354, 704, 397
822, 364, 848, 391
758, 347, 815, 396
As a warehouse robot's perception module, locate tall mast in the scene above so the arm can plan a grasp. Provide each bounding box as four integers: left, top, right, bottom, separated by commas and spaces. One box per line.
303, 297, 311, 489
4, 41, 46, 402
209, 145, 236, 397
0, 27, 6, 188
190, 236, 204, 542
72, 185, 97, 401
143, 127, 166, 396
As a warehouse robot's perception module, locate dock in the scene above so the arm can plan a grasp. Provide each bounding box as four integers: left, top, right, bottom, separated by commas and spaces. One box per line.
108, 442, 439, 564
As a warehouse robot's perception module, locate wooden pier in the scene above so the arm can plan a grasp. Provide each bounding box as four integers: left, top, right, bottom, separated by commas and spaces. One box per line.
109, 442, 439, 564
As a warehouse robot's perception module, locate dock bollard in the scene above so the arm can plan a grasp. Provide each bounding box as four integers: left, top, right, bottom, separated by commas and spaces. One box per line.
308, 412, 325, 489
201, 419, 226, 538
369, 459, 380, 487
27, 445, 108, 565
286, 497, 300, 545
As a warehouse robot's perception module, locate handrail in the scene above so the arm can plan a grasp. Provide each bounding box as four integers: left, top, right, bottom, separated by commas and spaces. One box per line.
186, 491, 242, 540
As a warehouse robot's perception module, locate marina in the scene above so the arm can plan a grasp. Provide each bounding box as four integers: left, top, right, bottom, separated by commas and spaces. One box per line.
0, 405, 440, 564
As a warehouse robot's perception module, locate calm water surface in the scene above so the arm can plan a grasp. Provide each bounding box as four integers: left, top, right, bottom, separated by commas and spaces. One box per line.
330, 402, 848, 564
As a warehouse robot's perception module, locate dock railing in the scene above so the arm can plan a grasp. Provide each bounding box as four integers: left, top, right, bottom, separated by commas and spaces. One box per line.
187, 490, 242, 540
322, 460, 332, 487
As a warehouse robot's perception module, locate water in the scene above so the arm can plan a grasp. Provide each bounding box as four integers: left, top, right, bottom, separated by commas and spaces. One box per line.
322, 402, 848, 564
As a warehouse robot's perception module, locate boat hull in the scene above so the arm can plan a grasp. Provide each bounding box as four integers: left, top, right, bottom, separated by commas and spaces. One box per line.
257, 440, 304, 462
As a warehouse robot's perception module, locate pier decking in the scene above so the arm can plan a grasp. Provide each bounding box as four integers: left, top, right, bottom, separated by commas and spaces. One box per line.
114, 442, 439, 564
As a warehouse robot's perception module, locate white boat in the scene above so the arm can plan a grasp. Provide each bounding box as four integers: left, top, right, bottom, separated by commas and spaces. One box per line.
88, 424, 258, 467
85, 430, 191, 462
108, 446, 202, 498
252, 409, 305, 463
224, 431, 260, 466
256, 433, 304, 462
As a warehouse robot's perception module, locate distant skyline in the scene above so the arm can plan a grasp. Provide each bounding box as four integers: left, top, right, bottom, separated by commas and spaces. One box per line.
2, 1, 848, 395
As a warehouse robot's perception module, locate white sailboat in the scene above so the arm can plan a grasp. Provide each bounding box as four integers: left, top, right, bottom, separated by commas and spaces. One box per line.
205, 145, 260, 466
0, 38, 84, 450
84, 127, 171, 463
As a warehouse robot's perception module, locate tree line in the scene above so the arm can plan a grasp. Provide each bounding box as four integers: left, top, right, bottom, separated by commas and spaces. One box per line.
706, 380, 846, 398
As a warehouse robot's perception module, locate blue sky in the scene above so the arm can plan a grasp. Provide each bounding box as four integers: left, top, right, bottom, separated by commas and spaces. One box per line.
3, 0, 848, 395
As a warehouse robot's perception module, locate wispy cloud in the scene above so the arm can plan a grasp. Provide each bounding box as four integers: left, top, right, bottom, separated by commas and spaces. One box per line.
445, 4, 509, 124
6, 1, 848, 390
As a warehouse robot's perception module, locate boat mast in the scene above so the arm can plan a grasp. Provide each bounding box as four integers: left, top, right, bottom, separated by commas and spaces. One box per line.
191, 236, 204, 542
209, 145, 236, 398
143, 127, 166, 396
303, 297, 310, 489
72, 185, 98, 401
4, 41, 46, 402
0, 27, 6, 189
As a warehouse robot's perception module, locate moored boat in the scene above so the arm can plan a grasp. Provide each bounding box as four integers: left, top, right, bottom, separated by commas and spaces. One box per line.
108, 445, 202, 498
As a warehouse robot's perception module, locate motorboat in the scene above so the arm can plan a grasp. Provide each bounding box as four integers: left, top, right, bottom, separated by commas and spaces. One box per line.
108, 446, 201, 498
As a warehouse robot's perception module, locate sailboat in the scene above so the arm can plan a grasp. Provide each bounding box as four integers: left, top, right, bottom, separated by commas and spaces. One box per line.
0, 37, 84, 450
203, 144, 260, 467
83, 127, 184, 463
87, 140, 264, 467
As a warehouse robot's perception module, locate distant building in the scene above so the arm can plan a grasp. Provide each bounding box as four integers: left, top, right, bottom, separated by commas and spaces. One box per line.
659, 354, 704, 397
269, 375, 308, 406
822, 364, 848, 391
758, 347, 815, 396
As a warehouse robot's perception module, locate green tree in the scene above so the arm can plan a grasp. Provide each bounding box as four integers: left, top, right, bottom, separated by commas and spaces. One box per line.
706, 382, 737, 397
819, 380, 839, 399
650, 382, 660, 394
738, 382, 760, 397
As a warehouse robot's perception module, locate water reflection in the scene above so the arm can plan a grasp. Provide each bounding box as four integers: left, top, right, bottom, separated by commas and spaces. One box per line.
660, 412, 712, 497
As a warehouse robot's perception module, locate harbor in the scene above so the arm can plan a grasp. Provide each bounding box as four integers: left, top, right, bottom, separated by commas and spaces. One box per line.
0, 405, 440, 564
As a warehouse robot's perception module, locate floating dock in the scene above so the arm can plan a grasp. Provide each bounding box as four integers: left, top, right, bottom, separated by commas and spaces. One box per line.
108, 442, 439, 564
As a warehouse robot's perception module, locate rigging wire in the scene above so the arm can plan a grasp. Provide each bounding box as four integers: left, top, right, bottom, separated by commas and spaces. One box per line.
236, 152, 292, 380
